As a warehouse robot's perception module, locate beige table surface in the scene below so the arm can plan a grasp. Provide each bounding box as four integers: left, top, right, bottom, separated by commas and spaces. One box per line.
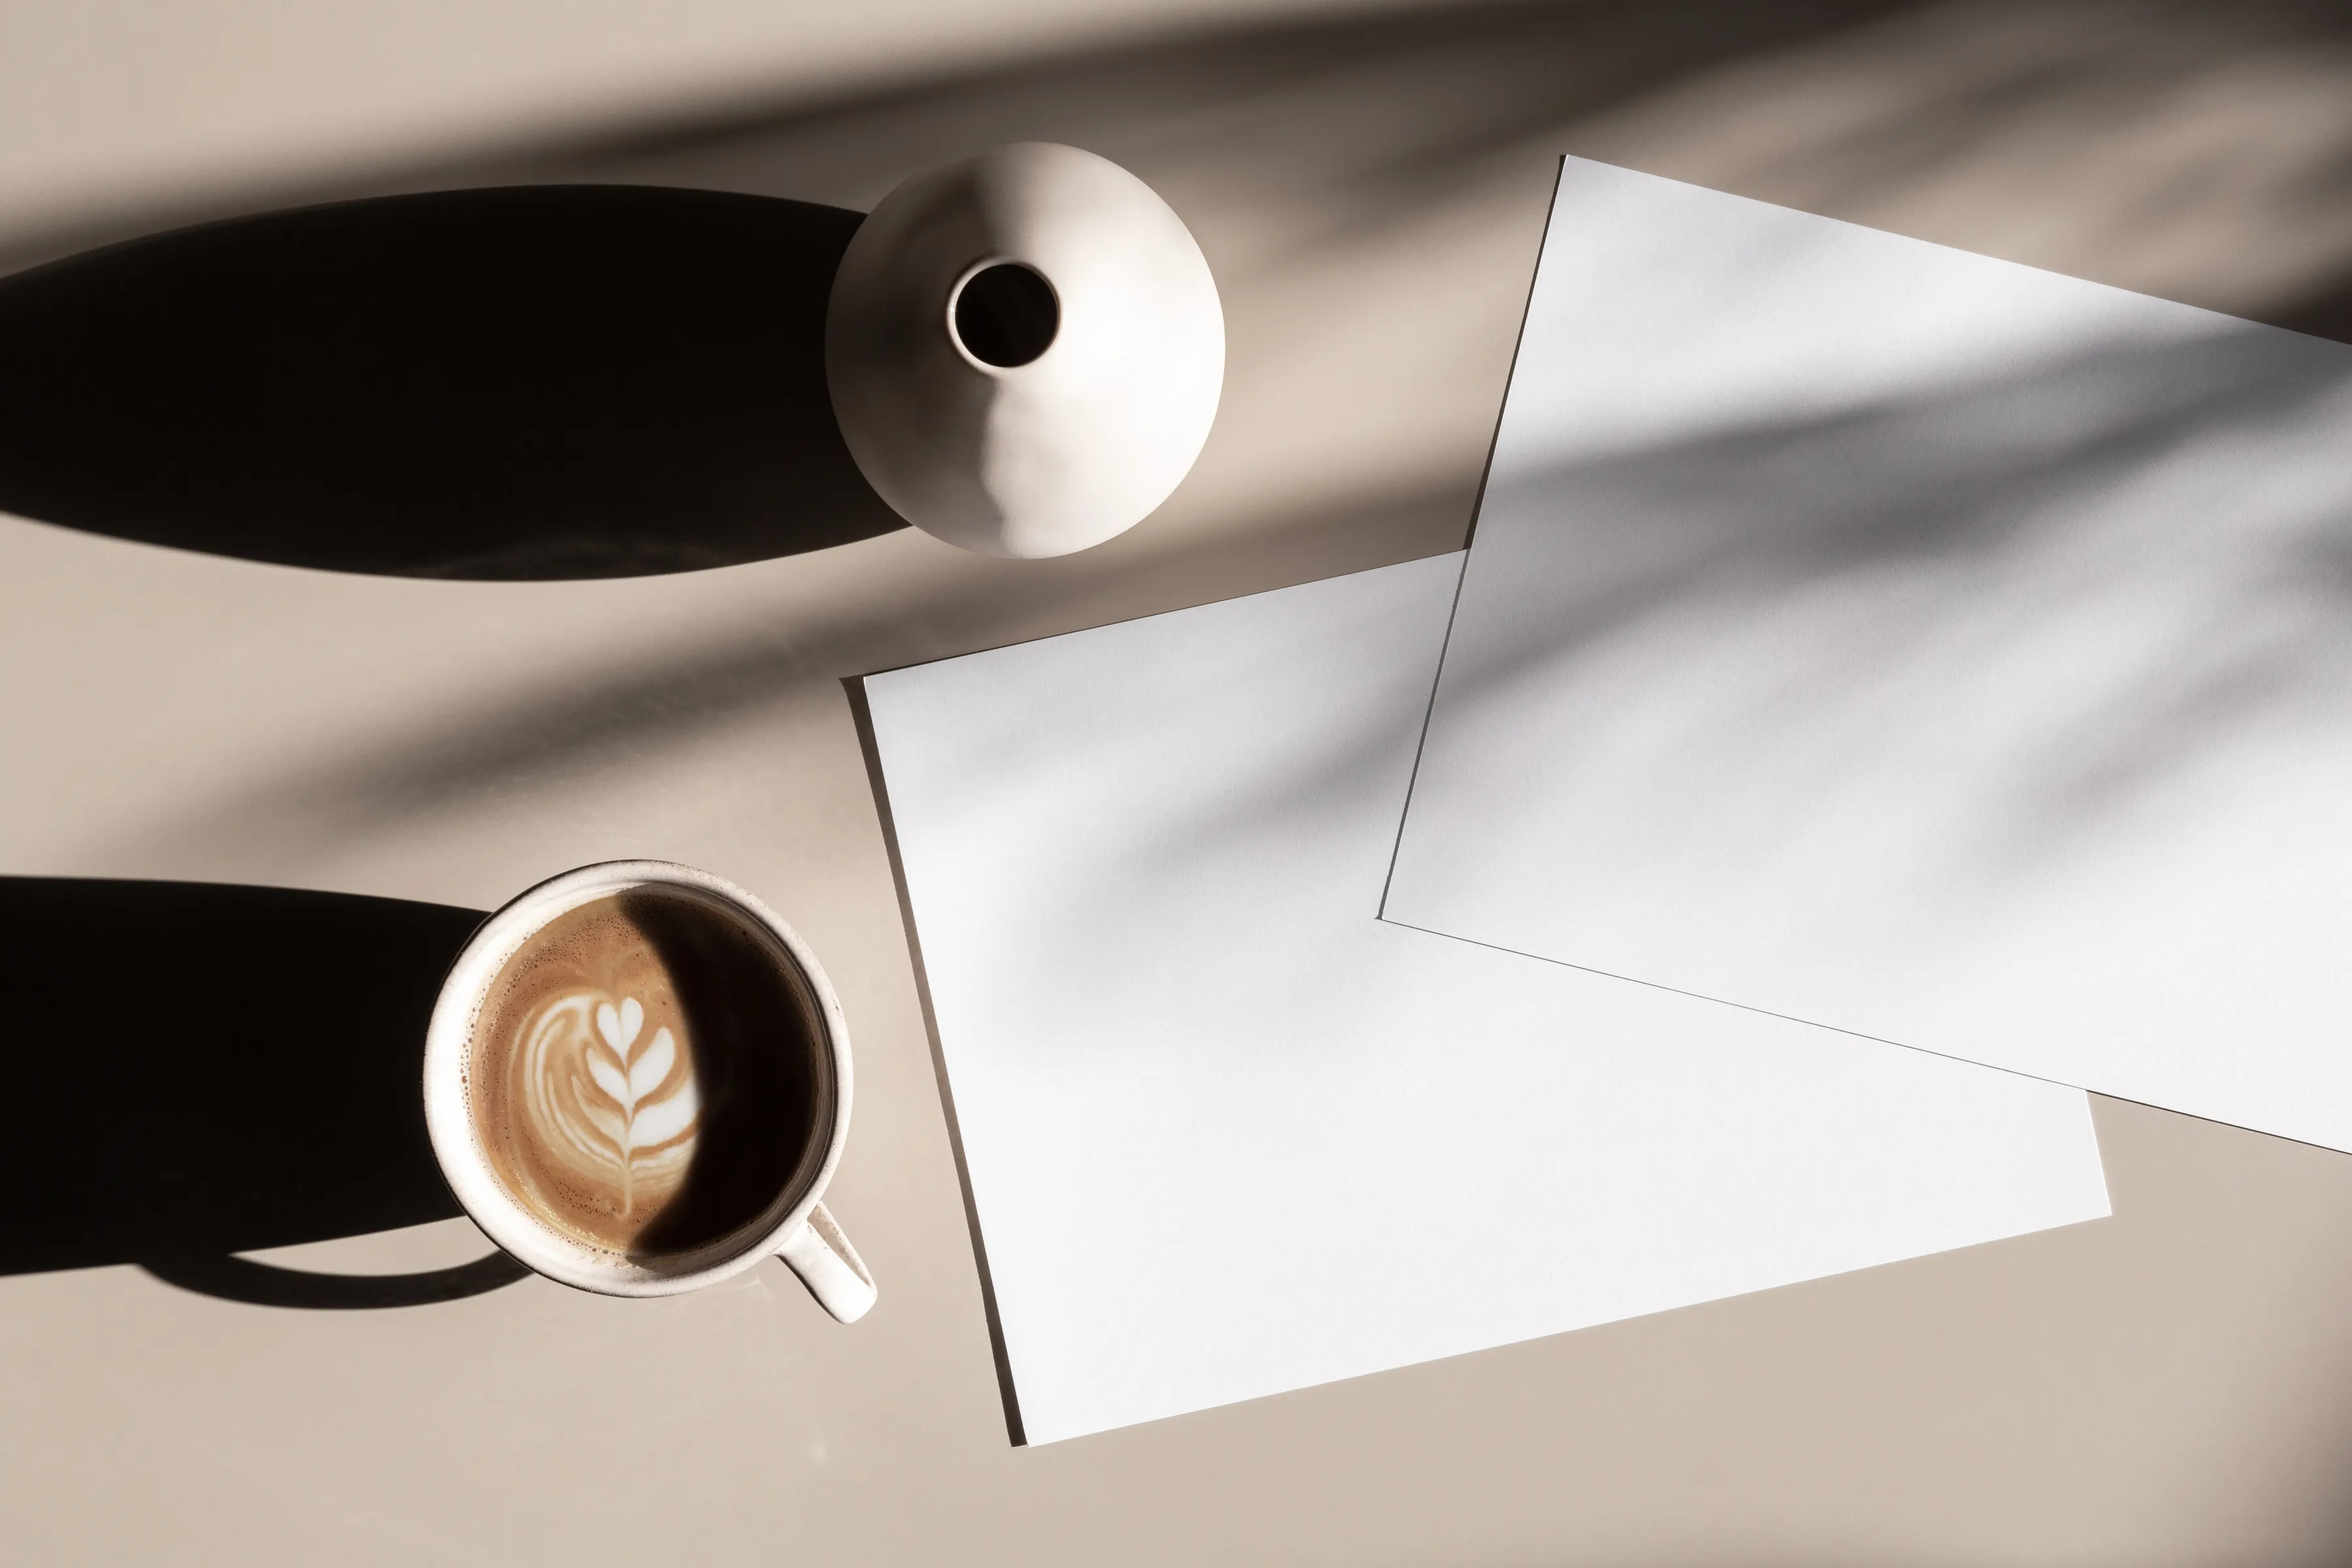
7, 2, 2352, 1562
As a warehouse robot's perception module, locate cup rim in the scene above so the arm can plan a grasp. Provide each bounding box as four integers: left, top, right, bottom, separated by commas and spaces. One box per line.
421, 860, 852, 1298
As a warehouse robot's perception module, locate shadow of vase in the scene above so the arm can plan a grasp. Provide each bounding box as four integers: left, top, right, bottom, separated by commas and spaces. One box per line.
0, 186, 902, 579
0, 876, 527, 1308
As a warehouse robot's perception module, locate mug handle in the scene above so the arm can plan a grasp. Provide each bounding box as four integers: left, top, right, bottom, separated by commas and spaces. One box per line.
776, 1201, 877, 1322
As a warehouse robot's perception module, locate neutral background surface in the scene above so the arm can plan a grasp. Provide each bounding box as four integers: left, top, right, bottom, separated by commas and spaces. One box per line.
3, 1, 2352, 1562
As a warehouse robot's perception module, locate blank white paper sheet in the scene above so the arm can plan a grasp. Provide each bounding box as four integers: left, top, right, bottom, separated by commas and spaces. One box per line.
1386, 159, 2352, 1153
864, 556, 2106, 1445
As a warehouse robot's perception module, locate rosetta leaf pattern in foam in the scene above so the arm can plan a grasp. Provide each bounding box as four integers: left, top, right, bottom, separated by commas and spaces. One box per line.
588, 992, 698, 1163
521, 987, 702, 1218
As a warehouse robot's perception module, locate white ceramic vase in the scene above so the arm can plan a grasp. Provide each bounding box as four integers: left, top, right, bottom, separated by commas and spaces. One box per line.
825, 142, 1225, 558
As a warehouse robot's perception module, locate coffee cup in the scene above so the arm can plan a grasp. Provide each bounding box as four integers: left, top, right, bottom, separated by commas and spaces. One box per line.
423, 860, 875, 1320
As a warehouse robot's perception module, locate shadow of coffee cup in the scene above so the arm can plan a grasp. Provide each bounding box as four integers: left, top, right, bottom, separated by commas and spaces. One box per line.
423, 861, 875, 1320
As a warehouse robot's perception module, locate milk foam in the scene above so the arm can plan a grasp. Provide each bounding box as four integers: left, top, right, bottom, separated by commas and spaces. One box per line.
515, 988, 700, 1217
464, 889, 818, 1256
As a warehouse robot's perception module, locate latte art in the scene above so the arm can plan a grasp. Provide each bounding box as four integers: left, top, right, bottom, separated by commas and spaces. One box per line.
465, 888, 825, 1258
519, 990, 699, 1215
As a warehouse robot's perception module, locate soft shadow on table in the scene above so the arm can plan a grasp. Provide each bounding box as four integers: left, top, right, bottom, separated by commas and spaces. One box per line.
140, 1249, 527, 1311
0, 186, 900, 579
0, 877, 527, 1307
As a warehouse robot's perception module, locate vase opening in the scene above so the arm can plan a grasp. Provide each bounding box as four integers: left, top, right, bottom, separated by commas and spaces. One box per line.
951, 263, 1059, 368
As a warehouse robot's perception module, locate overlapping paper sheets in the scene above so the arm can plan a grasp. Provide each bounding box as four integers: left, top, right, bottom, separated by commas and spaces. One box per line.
863, 556, 2106, 1445
1386, 158, 2352, 1152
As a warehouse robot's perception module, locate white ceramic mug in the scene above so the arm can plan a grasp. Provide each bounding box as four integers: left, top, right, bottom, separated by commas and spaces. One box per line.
422, 860, 875, 1320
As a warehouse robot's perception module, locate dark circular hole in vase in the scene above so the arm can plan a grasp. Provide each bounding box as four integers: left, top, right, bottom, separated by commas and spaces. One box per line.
952, 263, 1060, 368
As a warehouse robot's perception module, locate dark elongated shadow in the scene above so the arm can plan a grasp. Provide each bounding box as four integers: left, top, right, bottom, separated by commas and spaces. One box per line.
141, 1249, 529, 1310
0, 186, 901, 578
0, 877, 526, 1309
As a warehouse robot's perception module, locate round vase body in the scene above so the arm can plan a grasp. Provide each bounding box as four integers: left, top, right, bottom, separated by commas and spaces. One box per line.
825, 142, 1224, 558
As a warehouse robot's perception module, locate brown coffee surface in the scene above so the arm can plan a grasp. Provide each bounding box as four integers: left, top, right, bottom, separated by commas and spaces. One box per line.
465, 888, 825, 1258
